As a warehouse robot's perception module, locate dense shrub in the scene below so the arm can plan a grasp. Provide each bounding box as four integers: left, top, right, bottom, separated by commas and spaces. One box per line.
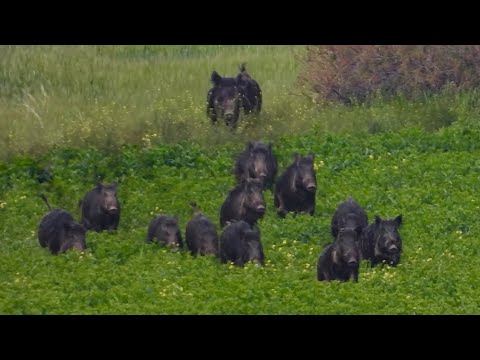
298, 45, 480, 104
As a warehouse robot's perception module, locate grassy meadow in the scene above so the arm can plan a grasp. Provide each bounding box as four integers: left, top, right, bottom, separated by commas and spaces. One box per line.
0, 45, 479, 314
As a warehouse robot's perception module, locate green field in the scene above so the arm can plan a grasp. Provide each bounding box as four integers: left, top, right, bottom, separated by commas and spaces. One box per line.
0, 45, 479, 314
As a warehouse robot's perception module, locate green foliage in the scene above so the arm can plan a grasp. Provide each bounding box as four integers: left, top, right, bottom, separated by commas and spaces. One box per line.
1, 121, 480, 314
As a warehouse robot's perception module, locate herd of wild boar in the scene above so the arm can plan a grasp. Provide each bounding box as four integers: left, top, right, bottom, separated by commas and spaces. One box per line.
37, 64, 403, 283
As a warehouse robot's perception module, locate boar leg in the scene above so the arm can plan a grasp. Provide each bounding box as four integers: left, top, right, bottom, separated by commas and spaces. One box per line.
275, 193, 287, 217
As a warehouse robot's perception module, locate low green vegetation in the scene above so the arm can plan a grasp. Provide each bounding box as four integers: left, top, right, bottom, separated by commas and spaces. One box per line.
1, 121, 479, 314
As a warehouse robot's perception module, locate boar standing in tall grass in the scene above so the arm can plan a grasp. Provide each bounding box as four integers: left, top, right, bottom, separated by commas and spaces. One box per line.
207, 63, 262, 128
207, 70, 243, 128
236, 63, 262, 115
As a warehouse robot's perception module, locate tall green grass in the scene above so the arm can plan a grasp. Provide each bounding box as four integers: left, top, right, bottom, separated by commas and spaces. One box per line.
0, 45, 306, 159
2, 45, 480, 161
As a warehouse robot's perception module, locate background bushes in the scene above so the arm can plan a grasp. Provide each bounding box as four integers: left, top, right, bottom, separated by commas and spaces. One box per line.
297, 45, 480, 104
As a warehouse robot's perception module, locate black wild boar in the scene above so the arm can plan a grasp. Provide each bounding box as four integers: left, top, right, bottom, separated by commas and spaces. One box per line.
331, 196, 368, 239
80, 183, 120, 232
38, 195, 87, 255
146, 215, 183, 249
234, 141, 278, 189
274, 153, 317, 217
220, 220, 264, 267
360, 215, 403, 267
206, 64, 262, 128
317, 228, 361, 282
236, 63, 262, 115
220, 178, 266, 227
185, 202, 219, 256
207, 70, 242, 128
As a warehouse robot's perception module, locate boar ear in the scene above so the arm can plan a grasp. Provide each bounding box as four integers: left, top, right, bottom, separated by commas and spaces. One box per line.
374, 215, 382, 225
247, 141, 254, 152
307, 153, 315, 161
394, 215, 402, 227
211, 71, 222, 86
268, 143, 273, 152
112, 182, 118, 189
95, 183, 103, 192
239, 63, 247, 73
